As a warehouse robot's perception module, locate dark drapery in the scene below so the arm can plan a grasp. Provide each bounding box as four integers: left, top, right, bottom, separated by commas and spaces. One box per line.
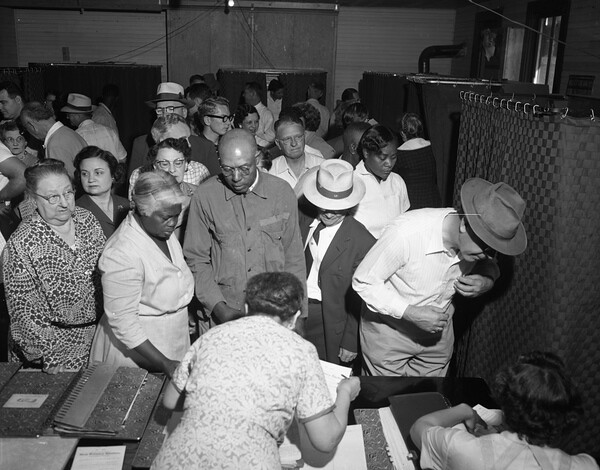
217, 69, 267, 109
278, 70, 326, 111
0, 67, 45, 103
360, 72, 411, 129
453, 98, 600, 459
40, 64, 162, 156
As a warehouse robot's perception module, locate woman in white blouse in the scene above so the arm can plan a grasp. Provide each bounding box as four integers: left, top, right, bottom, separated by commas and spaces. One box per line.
89, 170, 194, 377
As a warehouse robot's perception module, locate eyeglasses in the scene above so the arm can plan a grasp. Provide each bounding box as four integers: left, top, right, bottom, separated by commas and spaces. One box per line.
220, 165, 253, 176
205, 114, 234, 123
277, 134, 305, 145
156, 106, 185, 116
4, 136, 25, 145
32, 189, 75, 205
155, 158, 186, 170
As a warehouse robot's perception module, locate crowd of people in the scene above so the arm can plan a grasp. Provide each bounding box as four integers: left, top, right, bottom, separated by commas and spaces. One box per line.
0, 75, 597, 469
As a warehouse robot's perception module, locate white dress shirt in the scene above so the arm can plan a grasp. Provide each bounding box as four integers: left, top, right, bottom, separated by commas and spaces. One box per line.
306, 218, 343, 301
306, 98, 330, 138
267, 94, 282, 122
353, 208, 475, 319
254, 101, 275, 147
268, 150, 323, 190
76, 119, 127, 162
353, 160, 410, 238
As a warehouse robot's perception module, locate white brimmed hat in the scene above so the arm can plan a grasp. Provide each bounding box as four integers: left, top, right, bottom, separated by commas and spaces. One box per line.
303, 159, 365, 210
60, 93, 96, 114
145, 82, 194, 108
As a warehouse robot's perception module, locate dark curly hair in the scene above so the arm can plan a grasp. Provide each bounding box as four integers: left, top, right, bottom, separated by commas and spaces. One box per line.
245, 272, 304, 322
342, 102, 369, 129
233, 104, 259, 129
493, 351, 582, 447
74, 146, 124, 189
292, 102, 321, 132
147, 137, 191, 164
356, 125, 398, 159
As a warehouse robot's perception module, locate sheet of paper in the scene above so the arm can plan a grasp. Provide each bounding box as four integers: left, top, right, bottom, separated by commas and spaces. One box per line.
3, 394, 48, 408
301, 424, 368, 470
319, 360, 352, 400
70, 445, 126, 470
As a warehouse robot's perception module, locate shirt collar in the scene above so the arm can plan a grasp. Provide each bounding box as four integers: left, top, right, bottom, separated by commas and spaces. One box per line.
44, 121, 64, 148
425, 209, 459, 257
223, 169, 265, 200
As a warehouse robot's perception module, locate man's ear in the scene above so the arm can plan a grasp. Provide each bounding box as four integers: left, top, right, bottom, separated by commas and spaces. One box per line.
275, 139, 282, 151
350, 143, 358, 154
244, 303, 249, 315
182, 108, 188, 119
203, 115, 211, 127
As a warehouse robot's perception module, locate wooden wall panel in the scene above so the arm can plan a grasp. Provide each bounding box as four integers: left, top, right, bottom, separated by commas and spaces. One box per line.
14, 9, 167, 80
167, 7, 336, 107
0, 7, 18, 67
334, 7, 456, 103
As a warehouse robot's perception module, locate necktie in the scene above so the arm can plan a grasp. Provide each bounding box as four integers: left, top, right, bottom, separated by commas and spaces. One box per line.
305, 222, 325, 273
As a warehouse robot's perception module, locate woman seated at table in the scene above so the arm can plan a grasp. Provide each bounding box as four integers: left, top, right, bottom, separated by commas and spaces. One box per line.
89, 170, 194, 378
74, 146, 129, 239
3, 159, 105, 372
151, 272, 361, 470
410, 351, 599, 470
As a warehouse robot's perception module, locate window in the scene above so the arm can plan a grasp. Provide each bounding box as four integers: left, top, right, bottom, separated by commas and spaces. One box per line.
520, 0, 570, 94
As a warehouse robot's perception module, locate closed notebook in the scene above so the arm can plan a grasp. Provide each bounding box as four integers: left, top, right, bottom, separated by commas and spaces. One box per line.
0, 370, 78, 437
53, 364, 164, 440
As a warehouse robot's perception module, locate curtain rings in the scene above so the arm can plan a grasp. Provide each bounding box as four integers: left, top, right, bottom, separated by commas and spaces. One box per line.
523, 102, 531, 115
500, 98, 507, 109
486, 95, 492, 105
514, 101, 521, 112
469, 92, 475, 101
591, 109, 595, 121
493, 97, 500, 108
533, 104, 541, 115
479, 94, 484, 103
460, 91, 465, 100
561, 107, 569, 119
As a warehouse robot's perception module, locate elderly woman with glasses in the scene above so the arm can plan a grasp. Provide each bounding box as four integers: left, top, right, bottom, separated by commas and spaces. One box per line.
3, 159, 105, 373
89, 170, 195, 377
130, 137, 199, 242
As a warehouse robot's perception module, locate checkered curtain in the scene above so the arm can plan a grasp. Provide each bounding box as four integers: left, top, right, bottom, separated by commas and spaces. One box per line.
453, 99, 600, 458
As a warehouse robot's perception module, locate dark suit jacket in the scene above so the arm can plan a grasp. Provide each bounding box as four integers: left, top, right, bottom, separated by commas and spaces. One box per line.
76, 194, 130, 240
301, 215, 376, 360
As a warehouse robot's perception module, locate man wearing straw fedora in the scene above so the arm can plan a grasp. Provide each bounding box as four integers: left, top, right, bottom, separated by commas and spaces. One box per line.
61, 93, 126, 163
353, 178, 527, 377
301, 159, 376, 365
129, 82, 196, 178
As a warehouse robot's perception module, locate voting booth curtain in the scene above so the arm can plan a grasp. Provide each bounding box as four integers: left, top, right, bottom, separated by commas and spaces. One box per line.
453, 98, 600, 457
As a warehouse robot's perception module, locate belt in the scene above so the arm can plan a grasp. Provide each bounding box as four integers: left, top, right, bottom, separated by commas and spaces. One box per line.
308, 298, 321, 304
50, 319, 97, 329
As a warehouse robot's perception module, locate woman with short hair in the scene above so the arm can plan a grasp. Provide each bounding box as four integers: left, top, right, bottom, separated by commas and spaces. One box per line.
151, 271, 361, 470
393, 112, 441, 210
410, 351, 599, 470
74, 146, 129, 239
3, 159, 105, 372
89, 170, 194, 378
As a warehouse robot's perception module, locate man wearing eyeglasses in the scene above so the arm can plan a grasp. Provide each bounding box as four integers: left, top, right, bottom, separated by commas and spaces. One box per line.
193, 97, 233, 176
129, 83, 220, 180
352, 178, 528, 377
184, 129, 306, 334
269, 113, 323, 192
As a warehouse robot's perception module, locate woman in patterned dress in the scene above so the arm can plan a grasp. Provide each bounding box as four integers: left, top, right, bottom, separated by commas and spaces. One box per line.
3, 159, 105, 373
151, 272, 361, 470
89, 170, 194, 378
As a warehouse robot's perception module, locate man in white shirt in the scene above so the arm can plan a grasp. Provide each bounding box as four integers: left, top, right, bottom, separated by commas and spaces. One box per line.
62, 93, 127, 163
352, 125, 410, 238
20, 102, 87, 176
269, 114, 323, 191
92, 84, 120, 136
243, 81, 275, 148
306, 81, 330, 139
352, 178, 528, 377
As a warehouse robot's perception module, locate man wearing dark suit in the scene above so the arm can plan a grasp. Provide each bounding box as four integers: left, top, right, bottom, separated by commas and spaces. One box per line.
300, 159, 376, 365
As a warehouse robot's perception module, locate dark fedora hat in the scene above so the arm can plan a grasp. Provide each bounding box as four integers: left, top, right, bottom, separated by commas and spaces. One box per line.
461, 178, 527, 256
